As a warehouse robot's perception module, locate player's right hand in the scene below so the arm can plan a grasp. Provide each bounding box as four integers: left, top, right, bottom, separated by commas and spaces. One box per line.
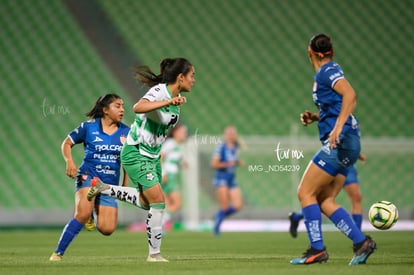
65, 160, 78, 178
300, 110, 314, 126
170, 96, 187, 106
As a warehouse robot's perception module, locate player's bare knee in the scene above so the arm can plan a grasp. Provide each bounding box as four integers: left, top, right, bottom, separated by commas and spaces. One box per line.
234, 202, 243, 211
74, 213, 91, 224
98, 227, 116, 236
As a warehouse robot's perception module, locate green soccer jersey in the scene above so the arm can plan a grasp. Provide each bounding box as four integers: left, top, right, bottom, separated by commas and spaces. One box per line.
126, 83, 180, 158
161, 138, 183, 175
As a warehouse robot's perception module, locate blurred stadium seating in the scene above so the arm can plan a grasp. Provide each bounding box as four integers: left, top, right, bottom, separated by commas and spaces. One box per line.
0, 0, 412, 226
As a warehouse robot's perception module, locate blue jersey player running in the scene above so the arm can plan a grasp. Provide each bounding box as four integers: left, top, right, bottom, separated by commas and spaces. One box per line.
290, 34, 376, 266
50, 94, 130, 261
211, 125, 243, 235
290, 110, 367, 237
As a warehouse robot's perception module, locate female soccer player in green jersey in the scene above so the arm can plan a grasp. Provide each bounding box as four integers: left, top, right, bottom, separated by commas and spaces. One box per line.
87, 58, 195, 262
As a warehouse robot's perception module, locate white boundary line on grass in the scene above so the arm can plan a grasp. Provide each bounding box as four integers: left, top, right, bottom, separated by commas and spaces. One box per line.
198, 220, 414, 232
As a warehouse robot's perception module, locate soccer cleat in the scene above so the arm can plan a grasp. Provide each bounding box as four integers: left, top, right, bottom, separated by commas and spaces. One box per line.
86, 177, 109, 201
289, 212, 300, 238
349, 236, 377, 265
49, 252, 63, 261
290, 247, 329, 265
146, 254, 169, 262
85, 215, 95, 231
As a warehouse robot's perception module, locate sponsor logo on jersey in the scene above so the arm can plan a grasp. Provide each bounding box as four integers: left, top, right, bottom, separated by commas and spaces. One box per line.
95, 144, 123, 152
92, 136, 104, 142
146, 173, 155, 181
95, 164, 116, 175
329, 72, 342, 81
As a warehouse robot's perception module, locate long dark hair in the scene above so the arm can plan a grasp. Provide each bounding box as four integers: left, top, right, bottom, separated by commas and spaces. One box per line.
86, 93, 121, 119
131, 58, 193, 87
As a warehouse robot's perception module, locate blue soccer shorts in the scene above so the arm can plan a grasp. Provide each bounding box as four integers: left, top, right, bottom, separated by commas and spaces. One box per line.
312, 132, 361, 177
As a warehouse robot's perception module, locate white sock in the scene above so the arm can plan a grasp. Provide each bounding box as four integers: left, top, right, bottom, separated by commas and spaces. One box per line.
101, 186, 144, 209
147, 207, 164, 255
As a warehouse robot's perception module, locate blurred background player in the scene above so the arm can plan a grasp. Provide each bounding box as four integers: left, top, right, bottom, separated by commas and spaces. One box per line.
160, 124, 188, 231
49, 94, 130, 261
211, 125, 244, 235
87, 57, 195, 262
289, 34, 375, 265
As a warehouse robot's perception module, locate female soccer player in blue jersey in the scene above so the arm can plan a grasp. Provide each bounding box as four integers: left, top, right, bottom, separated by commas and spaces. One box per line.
87, 58, 195, 262
49, 94, 130, 261
211, 125, 244, 235
290, 34, 376, 266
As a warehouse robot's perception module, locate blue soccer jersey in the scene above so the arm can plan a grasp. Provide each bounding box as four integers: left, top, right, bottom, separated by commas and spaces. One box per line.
312, 61, 359, 141
68, 118, 130, 185
212, 143, 239, 182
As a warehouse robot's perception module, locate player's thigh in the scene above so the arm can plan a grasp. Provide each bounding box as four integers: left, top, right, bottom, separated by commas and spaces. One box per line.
297, 161, 335, 199
74, 188, 94, 223
215, 185, 230, 208
229, 187, 242, 209
142, 183, 165, 204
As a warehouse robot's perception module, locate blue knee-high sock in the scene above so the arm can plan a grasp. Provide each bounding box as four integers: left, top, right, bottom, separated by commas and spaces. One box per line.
292, 212, 304, 222
352, 214, 363, 230
215, 210, 226, 223
214, 210, 226, 235
225, 206, 236, 216
55, 218, 83, 255
329, 208, 365, 244
302, 204, 324, 250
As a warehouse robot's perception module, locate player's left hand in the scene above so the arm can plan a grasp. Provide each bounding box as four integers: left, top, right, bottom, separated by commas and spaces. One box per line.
328, 126, 342, 149
359, 153, 367, 164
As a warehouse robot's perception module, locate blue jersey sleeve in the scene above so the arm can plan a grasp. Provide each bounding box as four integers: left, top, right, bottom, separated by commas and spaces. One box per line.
313, 62, 359, 140
321, 65, 344, 88
212, 144, 223, 159
68, 122, 87, 144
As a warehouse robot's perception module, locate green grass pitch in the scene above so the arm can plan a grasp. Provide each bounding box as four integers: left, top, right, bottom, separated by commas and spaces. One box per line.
0, 229, 413, 274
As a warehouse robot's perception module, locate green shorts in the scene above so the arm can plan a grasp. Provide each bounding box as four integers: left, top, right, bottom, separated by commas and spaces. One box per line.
161, 173, 180, 195
121, 144, 162, 191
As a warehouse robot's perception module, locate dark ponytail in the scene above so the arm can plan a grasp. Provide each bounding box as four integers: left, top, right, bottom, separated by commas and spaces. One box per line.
131, 57, 193, 87
86, 93, 121, 119
309, 34, 333, 58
